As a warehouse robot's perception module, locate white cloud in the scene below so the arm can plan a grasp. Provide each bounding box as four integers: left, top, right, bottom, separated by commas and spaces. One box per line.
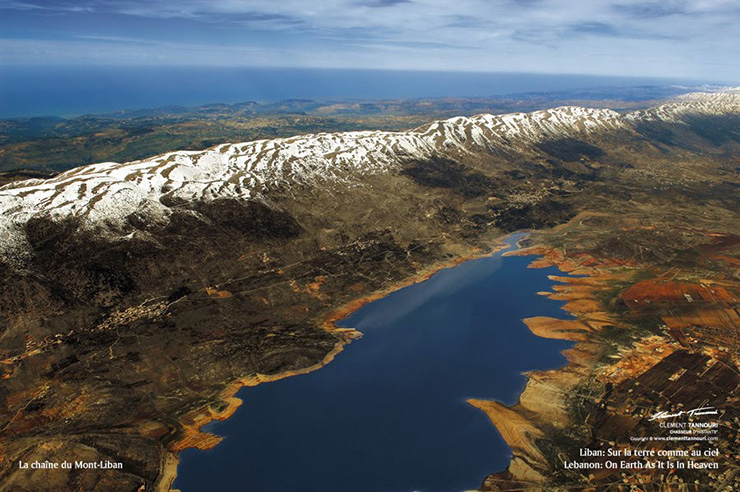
1, 0, 738, 80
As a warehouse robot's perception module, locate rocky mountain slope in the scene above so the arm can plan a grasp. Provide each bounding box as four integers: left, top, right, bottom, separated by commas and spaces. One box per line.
1, 91, 737, 264
0, 91, 737, 491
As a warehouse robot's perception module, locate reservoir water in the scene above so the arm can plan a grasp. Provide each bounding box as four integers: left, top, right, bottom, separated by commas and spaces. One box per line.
175, 234, 574, 491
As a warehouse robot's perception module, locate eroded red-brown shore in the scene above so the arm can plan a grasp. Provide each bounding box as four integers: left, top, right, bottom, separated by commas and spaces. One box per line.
158, 242, 507, 491
476, 245, 623, 487
478, 239, 740, 490
162, 235, 740, 491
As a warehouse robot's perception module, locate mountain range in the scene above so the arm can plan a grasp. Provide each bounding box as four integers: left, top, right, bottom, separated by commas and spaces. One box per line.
0, 90, 738, 491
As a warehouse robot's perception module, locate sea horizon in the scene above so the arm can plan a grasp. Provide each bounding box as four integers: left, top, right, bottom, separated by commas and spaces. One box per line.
0, 66, 715, 119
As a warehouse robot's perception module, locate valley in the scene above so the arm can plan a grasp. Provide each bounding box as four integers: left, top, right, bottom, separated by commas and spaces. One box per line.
0, 90, 737, 491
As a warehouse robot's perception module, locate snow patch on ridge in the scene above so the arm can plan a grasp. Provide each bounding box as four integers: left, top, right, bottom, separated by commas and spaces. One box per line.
1, 91, 738, 264
626, 91, 740, 123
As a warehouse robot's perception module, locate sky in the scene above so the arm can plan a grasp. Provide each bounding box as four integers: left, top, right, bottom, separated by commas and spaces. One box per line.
0, 0, 738, 81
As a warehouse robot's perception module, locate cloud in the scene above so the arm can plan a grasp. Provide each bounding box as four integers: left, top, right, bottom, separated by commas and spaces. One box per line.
566, 21, 679, 40
193, 11, 306, 28
613, 2, 688, 18
355, 0, 412, 7
568, 21, 619, 35
613, 0, 740, 18
0, 0, 737, 80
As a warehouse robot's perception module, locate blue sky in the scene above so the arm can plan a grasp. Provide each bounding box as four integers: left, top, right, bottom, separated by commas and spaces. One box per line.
1, 0, 738, 80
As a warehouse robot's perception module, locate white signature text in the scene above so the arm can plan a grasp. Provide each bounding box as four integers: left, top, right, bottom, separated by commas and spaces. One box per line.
649, 406, 718, 421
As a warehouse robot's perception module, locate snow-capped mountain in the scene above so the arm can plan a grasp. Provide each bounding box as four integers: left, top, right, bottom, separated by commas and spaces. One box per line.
0, 91, 738, 263
626, 90, 740, 122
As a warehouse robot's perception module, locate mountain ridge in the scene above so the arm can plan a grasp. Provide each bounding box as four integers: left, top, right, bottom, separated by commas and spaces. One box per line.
0, 91, 738, 266
0, 88, 738, 491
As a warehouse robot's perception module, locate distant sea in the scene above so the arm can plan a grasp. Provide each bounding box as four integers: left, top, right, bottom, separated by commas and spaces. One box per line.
0, 66, 698, 118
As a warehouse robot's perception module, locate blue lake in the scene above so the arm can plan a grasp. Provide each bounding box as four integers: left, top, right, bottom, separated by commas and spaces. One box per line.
175, 234, 574, 491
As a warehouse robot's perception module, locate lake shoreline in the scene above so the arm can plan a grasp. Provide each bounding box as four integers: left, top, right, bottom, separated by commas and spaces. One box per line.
479, 244, 621, 488
160, 238, 513, 491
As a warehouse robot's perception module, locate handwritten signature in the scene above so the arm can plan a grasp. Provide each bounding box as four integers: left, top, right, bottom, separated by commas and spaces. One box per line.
649, 406, 719, 421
